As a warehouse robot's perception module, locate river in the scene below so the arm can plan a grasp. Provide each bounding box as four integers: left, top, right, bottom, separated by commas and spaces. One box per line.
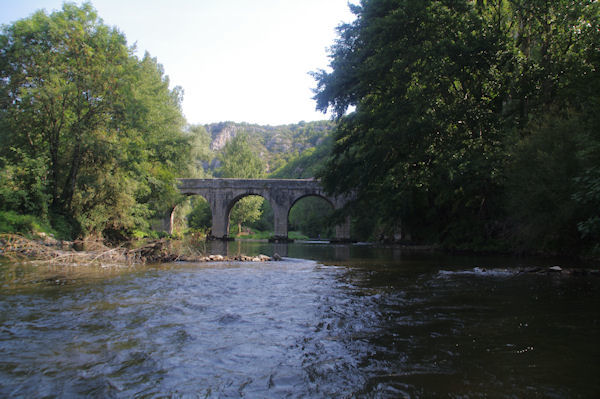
1, 241, 599, 398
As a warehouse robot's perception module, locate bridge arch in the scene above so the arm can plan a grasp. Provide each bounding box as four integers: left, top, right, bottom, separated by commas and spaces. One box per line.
289, 193, 334, 210
225, 192, 268, 236
288, 194, 336, 239
174, 178, 351, 241
175, 195, 213, 234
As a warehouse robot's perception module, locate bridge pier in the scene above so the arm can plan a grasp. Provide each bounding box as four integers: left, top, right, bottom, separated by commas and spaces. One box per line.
272, 203, 290, 242
209, 201, 229, 240
333, 216, 352, 242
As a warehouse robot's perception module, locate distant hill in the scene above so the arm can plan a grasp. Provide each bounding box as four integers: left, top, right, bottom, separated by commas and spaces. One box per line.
269, 134, 334, 179
202, 120, 335, 175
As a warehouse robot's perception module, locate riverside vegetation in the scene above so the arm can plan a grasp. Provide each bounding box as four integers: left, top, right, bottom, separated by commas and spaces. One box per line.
1, 1, 599, 260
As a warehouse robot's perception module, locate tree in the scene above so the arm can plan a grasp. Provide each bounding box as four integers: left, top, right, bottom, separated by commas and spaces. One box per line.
314, 0, 600, 254
187, 196, 212, 230
501, 0, 600, 254
1, 3, 130, 212
313, 0, 507, 245
186, 124, 214, 178
0, 3, 189, 238
289, 197, 334, 238
119, 53, 189, 230
216, 133, 266, 235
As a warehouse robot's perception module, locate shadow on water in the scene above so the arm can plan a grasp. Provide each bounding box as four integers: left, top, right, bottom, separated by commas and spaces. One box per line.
208, 239, 352, 261
208, 239, 594, 271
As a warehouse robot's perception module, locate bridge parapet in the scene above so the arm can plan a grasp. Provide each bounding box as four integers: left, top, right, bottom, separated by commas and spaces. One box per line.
179, 178, 321, 193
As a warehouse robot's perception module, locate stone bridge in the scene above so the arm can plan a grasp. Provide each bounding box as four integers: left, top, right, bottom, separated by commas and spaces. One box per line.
171, 178, 351, 241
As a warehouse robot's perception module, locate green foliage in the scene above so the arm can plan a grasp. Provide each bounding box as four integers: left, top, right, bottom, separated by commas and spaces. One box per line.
500, 0, 600, 255
313, 0, 600, 255
0, 3, 189, 239
0, 211, 54, 236
229, 196, 264, 236
205, 120, 335, 174
505, 112, 584, 253
239, 228, 309, 241
270, 135, 334, 179
314, 0, 507, 245
573, 167, 600, 256
266, 130, 336, 239
186, 124, 214, 178
289, 197, 334, 239
0, 148, 50, 217
216, 132, 266, 179
187, 197, 212, 230
47, 211, 79, 240
247, 200, 274, 232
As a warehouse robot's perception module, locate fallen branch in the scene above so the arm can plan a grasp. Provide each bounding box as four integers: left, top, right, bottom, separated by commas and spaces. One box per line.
0, 234, 278, 266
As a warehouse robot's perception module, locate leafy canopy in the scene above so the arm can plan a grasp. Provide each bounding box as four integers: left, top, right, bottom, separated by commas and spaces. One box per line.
314, 0, 600, 253
0, 2, 190, 238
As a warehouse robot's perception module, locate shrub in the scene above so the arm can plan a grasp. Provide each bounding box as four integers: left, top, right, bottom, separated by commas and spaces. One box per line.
0, 211, 53, 236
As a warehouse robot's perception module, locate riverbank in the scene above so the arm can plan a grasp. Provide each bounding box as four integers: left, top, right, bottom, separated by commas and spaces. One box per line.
0, 234, 278, 266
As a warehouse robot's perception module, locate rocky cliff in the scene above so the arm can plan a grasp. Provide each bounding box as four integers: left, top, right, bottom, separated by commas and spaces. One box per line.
204, 121, 334, 174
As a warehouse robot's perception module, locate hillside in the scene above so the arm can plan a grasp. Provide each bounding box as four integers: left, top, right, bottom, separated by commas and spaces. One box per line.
202, 120, 334, 174
269, 134, 334, 179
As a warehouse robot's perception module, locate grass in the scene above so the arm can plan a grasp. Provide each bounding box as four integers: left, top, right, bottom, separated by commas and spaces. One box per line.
288, 231, 311, 240
0, 211, 56, 237
234, 227, 309, 241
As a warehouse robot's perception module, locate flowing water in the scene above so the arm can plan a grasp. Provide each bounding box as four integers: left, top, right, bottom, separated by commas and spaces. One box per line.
1, 241, 599, 398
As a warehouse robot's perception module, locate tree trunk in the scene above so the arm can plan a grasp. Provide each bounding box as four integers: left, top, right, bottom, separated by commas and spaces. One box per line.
60, 135, 82, 209
48, 128, 61, 211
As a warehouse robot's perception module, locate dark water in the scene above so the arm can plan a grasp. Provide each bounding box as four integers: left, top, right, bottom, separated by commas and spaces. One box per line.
1, 241, 599, 398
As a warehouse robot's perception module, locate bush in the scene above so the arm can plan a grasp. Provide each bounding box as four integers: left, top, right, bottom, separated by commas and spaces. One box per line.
0, 149, 50, 218
504, 113, 586, 254
0, 211, 53, 236
573, 167, 600, 257
188, 197, 212, 230
48, 212, 80, 240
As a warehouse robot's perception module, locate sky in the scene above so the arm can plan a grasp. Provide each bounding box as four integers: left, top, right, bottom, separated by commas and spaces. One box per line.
0, 0, 356, 126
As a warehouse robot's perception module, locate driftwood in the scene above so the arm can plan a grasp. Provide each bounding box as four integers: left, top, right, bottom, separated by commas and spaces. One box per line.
0, 234, 135, 266
0, 234, 276, 266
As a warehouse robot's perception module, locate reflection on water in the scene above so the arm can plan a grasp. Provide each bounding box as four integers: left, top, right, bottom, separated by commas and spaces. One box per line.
1, 242, 599, 397
208, 239, 353, 261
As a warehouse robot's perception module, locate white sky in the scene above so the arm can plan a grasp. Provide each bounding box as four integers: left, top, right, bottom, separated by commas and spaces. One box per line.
0, 0, 356, 125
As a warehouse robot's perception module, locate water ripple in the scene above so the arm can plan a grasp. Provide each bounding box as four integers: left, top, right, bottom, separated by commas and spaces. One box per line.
1, 250, 599, 397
